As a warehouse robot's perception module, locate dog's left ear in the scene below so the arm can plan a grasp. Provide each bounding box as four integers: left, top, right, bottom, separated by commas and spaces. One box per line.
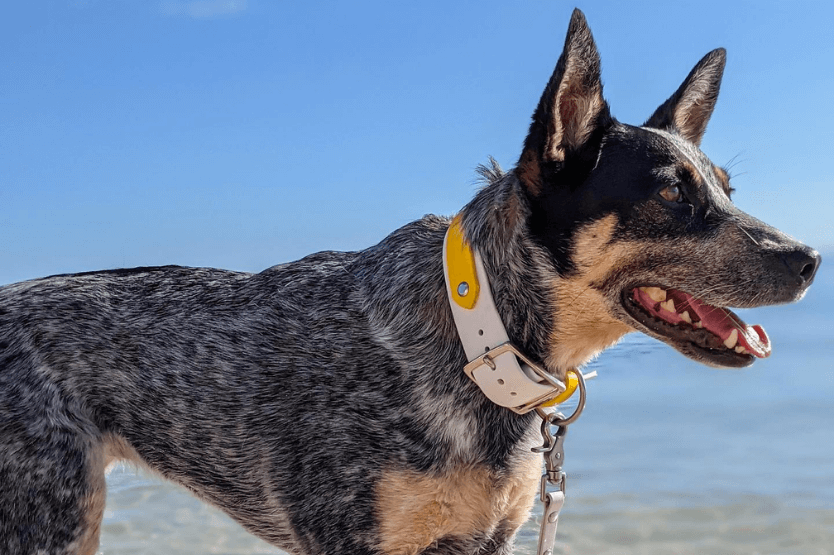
517, 9, 612, 195
643, 48, 726, 146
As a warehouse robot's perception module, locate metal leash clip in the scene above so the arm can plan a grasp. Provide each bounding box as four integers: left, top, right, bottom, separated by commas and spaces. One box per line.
532, 369, 590, 555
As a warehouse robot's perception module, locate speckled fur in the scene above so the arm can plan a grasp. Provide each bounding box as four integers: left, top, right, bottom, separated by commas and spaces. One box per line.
0, 9, 819, 555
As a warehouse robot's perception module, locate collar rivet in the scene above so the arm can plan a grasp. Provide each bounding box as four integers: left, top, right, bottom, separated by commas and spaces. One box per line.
457, 282, 470, 297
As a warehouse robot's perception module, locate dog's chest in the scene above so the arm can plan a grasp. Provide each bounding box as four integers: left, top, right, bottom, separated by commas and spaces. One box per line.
374, 453, 541, 555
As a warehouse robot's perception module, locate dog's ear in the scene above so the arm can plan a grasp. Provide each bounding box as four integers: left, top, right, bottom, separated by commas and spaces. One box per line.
644, 48, 726, 146
517, 9, 611, 195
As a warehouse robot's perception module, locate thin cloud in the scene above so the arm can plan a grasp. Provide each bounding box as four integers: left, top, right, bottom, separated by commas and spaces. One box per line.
160, 0, 248, 19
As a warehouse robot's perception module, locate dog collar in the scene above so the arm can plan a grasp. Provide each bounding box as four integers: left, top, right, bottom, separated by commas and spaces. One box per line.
442, 217, 573, 414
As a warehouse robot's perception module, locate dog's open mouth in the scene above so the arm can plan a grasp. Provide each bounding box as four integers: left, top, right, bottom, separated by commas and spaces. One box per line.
623, 286, 771, 367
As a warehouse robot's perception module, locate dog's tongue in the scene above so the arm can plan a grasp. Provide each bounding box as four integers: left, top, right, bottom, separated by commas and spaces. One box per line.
633, 287, 771, 358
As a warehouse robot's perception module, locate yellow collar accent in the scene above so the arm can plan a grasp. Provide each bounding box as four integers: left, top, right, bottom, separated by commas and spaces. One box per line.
540, 370, 580, 407
444, 216, 480, 310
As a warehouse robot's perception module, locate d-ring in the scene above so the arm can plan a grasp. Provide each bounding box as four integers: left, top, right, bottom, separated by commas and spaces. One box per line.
536, 369, 587, 426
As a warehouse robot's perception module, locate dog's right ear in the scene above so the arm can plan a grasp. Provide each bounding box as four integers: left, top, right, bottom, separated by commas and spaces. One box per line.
517, 9, 611, 196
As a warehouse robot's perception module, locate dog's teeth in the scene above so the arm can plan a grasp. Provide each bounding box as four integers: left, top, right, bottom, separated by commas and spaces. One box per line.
680, 311, 692, 324
644, 287, 666, 302
735, 346, 748, 354
694, 321, 703, 328
724, 329, 738, 349
660, 299, 676, 313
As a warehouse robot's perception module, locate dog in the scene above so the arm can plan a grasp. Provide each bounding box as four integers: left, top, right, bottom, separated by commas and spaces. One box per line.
0, 8, 820, 555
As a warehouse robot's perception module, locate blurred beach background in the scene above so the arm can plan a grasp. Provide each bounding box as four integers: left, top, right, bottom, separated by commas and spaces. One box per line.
2, 1, 833, 554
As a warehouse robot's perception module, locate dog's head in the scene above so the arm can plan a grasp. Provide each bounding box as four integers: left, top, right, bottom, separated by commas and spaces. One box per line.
517, 9, 820, 370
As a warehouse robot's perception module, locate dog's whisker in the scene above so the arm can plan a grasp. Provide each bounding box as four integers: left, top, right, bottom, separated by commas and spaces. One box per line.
736, 223, 761, 247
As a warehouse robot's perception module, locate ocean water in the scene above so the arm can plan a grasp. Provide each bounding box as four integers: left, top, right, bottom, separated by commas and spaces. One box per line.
98, 264, 834, 555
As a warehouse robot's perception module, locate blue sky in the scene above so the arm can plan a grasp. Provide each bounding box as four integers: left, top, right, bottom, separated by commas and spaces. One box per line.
2, 1, 833, 285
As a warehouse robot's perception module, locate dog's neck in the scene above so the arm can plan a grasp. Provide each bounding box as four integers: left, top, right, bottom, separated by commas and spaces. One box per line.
352, 165, 582, 468
456, 166, 565, 380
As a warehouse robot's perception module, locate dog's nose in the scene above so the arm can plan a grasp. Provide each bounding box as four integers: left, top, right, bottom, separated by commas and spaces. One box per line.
783, 248, 821, 287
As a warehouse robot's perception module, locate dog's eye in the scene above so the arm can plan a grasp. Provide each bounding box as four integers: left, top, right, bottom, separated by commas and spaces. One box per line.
659, 184, 684, 203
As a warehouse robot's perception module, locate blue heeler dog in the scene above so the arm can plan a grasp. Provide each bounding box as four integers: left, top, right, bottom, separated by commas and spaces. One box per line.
0, 8, 820, 555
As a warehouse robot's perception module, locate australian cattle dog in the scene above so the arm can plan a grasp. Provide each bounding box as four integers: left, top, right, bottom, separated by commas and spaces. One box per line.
0, 8, 820, 555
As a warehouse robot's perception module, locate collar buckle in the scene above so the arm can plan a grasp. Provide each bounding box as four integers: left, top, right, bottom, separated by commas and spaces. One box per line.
463, 342, 566, 414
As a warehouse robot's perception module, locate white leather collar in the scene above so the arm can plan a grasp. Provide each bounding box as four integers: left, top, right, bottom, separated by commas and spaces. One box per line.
442, 217, 567, 414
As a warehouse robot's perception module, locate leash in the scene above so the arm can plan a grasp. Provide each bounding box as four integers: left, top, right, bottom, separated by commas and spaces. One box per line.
442, 217, 594, 553
532, 369, 590, 555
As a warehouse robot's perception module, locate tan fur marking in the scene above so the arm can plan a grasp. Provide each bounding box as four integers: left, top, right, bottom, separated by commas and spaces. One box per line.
561, 85, 604, 151
376, 456, 541, 555
714, 166, 731, 194
547, 215, 635, 372
67, 442, 108, 555
517, 148, 542, 195
104, 432, 145, 470
673, 90, 713, 146
501, 452, 542, 531
673, 105, 693, 141
678, 159, 700, 186
544, 78, 604, 162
